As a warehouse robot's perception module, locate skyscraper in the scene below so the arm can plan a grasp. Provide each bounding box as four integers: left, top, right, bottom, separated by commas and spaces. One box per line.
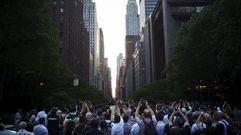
49, 0, 89, 80
96, 28, 104, 91
126, 0, 140, 36
142, 0, 214, 84
116, 53, 125, 80
139, 0, 158, 32
83, 0, 98, 86
99, 28, 104, 68
125, 35, 140, 70
133, 41, 146, 89
124, 0, 140, 99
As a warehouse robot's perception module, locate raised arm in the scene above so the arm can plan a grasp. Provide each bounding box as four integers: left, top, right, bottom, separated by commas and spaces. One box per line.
169, 110, 175, 126
194, 111, 205, 130
196, 112, 204, 124
80, 100, 85, 114
146, 101, 155, 116
135, 101, 142, 118
179, 110, 189, 126
115, 102, 121, 116
85, 102, 91, 113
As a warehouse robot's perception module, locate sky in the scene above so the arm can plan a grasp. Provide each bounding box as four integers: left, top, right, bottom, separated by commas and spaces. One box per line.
93, 0, 128, 97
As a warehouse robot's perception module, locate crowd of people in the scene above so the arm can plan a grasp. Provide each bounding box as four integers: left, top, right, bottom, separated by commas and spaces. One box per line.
0, 99, 241, 135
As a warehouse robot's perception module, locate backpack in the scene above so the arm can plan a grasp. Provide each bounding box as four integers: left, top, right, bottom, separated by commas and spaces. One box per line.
219, 119, 235, 135
143, 119, 158, 135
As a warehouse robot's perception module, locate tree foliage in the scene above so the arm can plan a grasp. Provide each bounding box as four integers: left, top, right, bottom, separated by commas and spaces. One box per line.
169, 0, 241, 102
0, 0, 106, 111
129, 80, 180, 103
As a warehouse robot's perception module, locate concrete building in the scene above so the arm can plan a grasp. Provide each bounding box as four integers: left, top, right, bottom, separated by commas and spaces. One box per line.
116, 53, 125, 80
125, 36, 140, 70
83, 0, 98, 86
95, 28, 102, 90
122, 0, 141, 99
99, 28, 105, 69
133, 41, 146, 89
116, 54, 126, 100
102, 58, 112, 100
123, 36, 139, 98
116, 65, 125, 100
162, 0, 213, 66
49, 0, 89, 82
126, 0, 140, 35
81, 28, 90, 83
139, 0, 158, 32
143, 0, 214, 83
143, 21, 153, 83
124, 62, 135, 99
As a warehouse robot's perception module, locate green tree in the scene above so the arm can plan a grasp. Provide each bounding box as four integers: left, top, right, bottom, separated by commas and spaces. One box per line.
0, 0, 107, 110
129, 80, 179, 103
169, 0, 241, 102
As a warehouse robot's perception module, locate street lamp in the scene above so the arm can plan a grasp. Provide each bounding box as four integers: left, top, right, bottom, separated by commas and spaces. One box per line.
195, 80, 207, 101
40, 82, 44, 86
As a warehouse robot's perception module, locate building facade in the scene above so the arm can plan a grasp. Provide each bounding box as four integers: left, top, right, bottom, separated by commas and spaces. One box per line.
124, 62, 135, 99
126, 0, 140, 35
133, 41, 146, 89
116, 53, 125, 80
83, 0, 98, 86
102, 58, 112, 99
139, 0, 158, 32
143, 0, 214, 83
125, 35, 140, 70
49, 0, 89, 82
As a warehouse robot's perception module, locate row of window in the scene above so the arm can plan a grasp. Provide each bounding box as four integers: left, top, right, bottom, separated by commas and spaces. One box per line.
53, 0, 64, 5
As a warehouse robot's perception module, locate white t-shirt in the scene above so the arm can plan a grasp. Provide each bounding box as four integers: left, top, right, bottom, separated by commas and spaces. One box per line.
131, 123, 140, 135
33, 124, 48, 135
191, 122, 206, 134
111, 116, 124, 135
36, 111, 48, 126
156, 121, 166, 135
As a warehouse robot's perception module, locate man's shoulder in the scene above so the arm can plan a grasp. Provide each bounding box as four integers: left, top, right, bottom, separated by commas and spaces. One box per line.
0, 130, 16, 135
156, 121, 166, 127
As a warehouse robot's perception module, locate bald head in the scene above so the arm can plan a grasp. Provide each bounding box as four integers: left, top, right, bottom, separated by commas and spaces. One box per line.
144, 109, 151, 118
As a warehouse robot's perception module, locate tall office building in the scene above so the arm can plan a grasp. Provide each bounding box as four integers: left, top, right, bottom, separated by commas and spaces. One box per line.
96, 28, 104, 91
126, 0, 140, 35
83, 0, 98, 86
99, 28, 104, 68
49, 0, 89, 81
94, 28, 104, 90
125, 36, 140, 70
116, 53, 125, 79
133, 41, 146, 89
139, 0, 158, 32
142, 0, 214, 83
102, 58, 112, 99
125, 0, 140, 69
116, 54, 125, 100
123, 0, 141, 98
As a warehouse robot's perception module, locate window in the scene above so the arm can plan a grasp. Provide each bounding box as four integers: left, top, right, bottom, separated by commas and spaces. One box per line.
60, 16, 63, 21
59, 32, 63, 37
196, 6, 204, 13
53, 1, 57, 5
60, 1, 64, 5
60, 8, 64, 13
59, 23, 63, 28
